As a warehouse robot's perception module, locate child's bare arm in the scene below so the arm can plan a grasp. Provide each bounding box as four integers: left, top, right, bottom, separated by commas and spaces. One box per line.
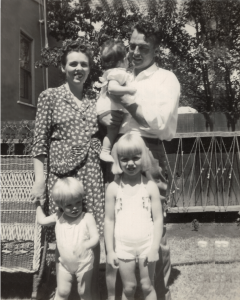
108, 80, 136, 96
104, 182, 119, 268
36, 202, 57, 226
146, 180, 163, 262
84, 213, 99, 250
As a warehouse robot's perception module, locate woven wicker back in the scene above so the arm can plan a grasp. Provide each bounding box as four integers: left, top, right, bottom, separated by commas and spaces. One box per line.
1, 121, 42, 273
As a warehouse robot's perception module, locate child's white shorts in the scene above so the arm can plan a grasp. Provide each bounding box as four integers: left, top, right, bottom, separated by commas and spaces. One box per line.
58, 253, 94, 280
115, 237, 153, 260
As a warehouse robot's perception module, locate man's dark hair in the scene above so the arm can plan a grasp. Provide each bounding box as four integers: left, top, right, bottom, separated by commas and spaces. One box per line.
133, 22, 160, 47
100, 39, 126, 70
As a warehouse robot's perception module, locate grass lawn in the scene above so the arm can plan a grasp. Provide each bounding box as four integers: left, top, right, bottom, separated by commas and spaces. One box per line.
1, 223, 240, 300
169, 262, 240, 300
167, 223, 240, 300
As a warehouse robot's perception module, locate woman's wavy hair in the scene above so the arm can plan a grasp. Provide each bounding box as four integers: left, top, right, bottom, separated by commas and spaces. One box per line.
100, 39, 126, 70
61, 40, 94, 68
60, 40, 97, 98
111, 133, 152, 175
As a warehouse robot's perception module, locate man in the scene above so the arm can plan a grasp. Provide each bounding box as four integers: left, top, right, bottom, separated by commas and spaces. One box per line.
100, 23, 180, 300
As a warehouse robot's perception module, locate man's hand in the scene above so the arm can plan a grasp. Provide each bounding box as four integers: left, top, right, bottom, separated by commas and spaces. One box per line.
107, 251, 119, 269
126, 86, 137, 95
98, 110, 124, 127
110, 93, 136, 107
110, 94, 149, 128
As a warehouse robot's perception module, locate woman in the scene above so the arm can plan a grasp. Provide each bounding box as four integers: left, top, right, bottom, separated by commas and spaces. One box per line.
31, 41, 106, 299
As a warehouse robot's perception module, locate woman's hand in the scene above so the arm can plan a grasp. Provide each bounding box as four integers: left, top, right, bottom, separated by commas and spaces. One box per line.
98, 110, 124, 127
32, 156, 46, 204
107, 251, 119, 269
31, 180, 46, 204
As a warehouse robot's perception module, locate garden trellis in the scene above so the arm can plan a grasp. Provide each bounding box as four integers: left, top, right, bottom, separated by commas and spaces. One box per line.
164, 131, 240, 213
1, 120, 240, 214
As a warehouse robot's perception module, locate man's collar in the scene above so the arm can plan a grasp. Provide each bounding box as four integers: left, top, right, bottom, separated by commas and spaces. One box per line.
133, 63, 158, 78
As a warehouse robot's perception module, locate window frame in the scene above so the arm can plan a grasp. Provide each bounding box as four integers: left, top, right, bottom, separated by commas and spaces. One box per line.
18, 29, 36, 107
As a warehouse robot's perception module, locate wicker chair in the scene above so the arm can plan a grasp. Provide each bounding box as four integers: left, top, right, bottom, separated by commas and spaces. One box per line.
1, 121, 47, 299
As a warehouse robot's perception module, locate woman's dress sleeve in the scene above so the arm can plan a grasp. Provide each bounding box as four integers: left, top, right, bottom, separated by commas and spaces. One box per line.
32, 89, 54, 158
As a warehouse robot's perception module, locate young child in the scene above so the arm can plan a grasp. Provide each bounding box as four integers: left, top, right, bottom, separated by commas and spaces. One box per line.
104, 133, 163, 300
36, 177, 99, 300
96, 39, 136, 163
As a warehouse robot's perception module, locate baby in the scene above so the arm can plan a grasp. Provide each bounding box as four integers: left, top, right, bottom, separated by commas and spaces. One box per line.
36, 177, 99, 300
96, 39, 136, 163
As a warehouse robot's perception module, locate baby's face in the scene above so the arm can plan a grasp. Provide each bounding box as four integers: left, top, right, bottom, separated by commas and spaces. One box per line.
62, 196, 83, 218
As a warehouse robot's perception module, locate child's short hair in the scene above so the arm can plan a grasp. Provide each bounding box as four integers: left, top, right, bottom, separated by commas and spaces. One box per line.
100, 39, 126, 70
51, 177, 85, 208
111, 133, 152, 175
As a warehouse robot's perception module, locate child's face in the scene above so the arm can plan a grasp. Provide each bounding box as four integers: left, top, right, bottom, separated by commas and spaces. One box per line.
62, 196, 83, 218
119, 151, 142, 176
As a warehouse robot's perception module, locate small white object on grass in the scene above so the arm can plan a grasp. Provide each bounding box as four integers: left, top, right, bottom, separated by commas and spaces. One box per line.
215, 241, 229, 247
221, 241, 229, 247
198, 241, 208, 248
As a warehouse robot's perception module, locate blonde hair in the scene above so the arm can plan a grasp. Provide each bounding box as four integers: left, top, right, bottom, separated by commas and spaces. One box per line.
111, 133, 152, 175
51, 177, 85, 208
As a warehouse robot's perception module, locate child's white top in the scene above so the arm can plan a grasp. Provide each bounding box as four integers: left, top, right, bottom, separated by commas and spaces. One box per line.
55, 212, 93, 273
96, 68, 130, 115
114, 176, 153, 243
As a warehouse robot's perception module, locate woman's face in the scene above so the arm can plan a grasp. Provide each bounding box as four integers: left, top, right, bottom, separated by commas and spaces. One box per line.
62, 51, 90, 86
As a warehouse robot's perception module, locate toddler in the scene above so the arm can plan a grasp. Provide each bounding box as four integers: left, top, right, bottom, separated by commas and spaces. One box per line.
36, 177, 99, 300
96, 39, 136, 163
104, 133, 163, 300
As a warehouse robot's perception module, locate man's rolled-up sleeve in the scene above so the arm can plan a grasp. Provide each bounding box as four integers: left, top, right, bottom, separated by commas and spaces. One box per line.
140, 72, 180, 140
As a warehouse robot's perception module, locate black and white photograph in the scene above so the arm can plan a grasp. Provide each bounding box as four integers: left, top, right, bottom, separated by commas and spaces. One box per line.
1, 0, 240, 299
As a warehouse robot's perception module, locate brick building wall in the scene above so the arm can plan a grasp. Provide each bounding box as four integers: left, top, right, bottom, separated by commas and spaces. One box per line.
1, 0, 62, 121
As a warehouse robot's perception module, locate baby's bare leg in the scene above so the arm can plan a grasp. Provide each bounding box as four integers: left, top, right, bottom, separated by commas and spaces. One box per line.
76, 268, 93, 300
100, 125, 120, 162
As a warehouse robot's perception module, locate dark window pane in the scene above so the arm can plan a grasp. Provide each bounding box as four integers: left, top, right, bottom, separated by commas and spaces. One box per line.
20, 35, 31, 71
19, 33, 32, 104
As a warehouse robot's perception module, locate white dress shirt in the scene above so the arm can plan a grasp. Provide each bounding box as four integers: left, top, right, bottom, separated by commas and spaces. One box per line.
119, 63, 180, 141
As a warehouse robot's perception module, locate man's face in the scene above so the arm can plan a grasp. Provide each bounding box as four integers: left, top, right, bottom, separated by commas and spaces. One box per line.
129, 29, 156, 74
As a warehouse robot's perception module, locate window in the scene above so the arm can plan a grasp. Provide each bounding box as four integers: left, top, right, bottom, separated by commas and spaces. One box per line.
19, 32, 33, 104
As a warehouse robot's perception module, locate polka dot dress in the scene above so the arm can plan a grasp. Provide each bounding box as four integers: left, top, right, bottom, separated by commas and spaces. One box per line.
32, 84, 104, 242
